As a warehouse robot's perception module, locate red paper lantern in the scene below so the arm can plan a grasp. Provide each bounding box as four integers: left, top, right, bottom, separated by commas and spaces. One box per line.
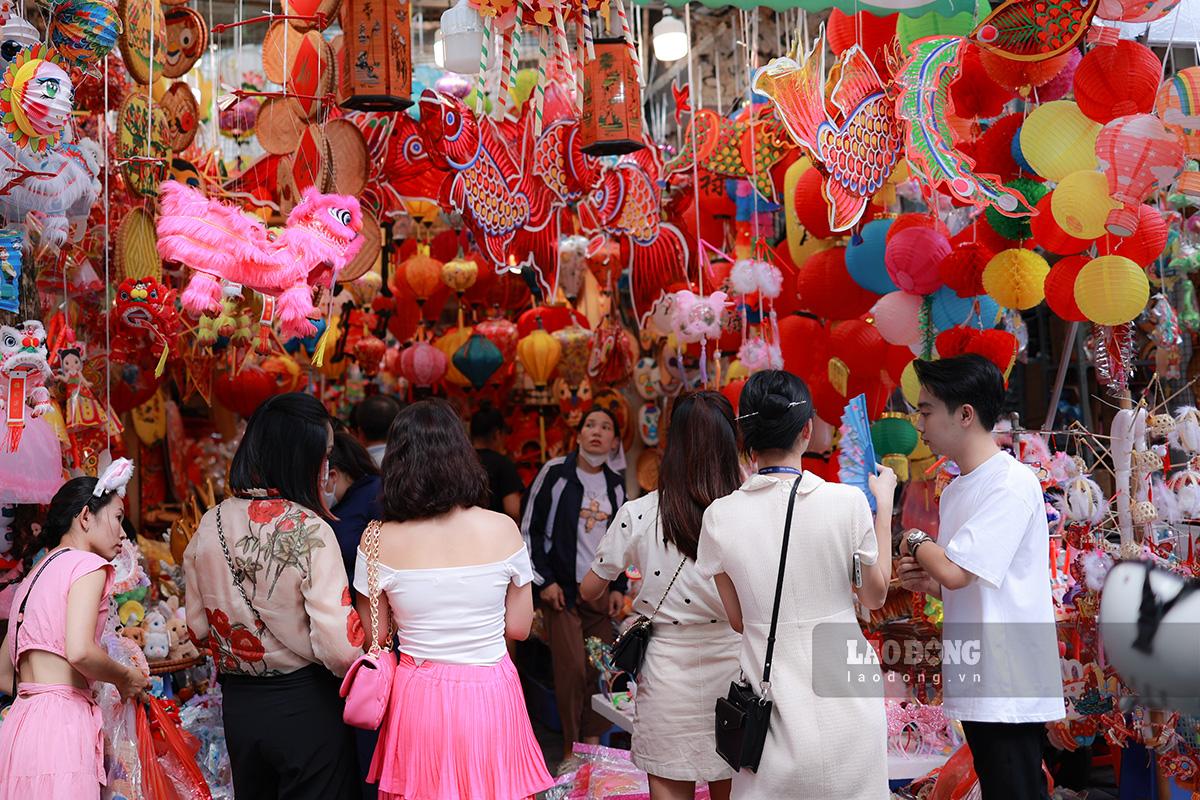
938, 242, 995, 298
966, 114, 1024, 184
213, 364, 277, 418
935, 326, 977, 360
1043, 255, 1090, 322
1029, 193, 1091, 255
980, 48, 1072, 94
721, 378, 746, 416
581, 38, 644, 156
884, 344, 914, 385
949, 43, 1016, 120
847, 371, 890, 419
1095, 204, 1168, 266
886, 226, 950, 295
827, 9, 896, 76
967, 329, 1019, 377
886, 212, 950, 243
810, 375, 848, 426
517, 305, 590, 338
794, 247, 881, 321
778, 313, 829, 383
829, 319, 887, 379
794, 168, 835, 239
1072, 40, 1161, 124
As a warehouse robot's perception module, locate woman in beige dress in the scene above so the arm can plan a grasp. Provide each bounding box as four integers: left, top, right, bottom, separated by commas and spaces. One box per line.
581, 391, 743, 800
696, 370, 895, 800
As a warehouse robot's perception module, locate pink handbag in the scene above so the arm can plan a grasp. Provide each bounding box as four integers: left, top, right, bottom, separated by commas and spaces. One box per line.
339, 521, 397, 730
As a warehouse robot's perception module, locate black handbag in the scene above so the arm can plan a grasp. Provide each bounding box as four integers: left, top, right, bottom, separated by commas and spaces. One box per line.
610, 556, 686, 680
715, 475, 803, 773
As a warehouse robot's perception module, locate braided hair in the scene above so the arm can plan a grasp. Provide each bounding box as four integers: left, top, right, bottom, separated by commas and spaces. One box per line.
0, 477, 121, 591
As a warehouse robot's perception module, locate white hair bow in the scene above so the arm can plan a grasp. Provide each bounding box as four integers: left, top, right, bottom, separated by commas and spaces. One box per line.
94, 458, 135, 498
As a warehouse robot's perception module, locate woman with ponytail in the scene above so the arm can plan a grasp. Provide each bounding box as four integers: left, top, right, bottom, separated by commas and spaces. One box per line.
0, 460, 149, 799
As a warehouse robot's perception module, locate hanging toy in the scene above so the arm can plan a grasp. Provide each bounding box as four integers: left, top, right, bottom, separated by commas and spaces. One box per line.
1172, 407, 1200, 454
1058, 473, 1108, 525
669, 290, 727, 344
156, 180, 364, 341
109, 277, 179, 379
0, 44, 73, 153
58, 343, 121, 476
0, 320, 63, 503
729, 258, 783, 299
737, 335, 782, 372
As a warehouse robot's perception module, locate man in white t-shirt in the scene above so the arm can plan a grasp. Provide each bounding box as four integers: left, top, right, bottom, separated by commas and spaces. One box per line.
899, 355, 1065, 800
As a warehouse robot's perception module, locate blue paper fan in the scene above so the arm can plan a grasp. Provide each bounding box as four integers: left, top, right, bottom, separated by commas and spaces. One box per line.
838, 393, 878, 512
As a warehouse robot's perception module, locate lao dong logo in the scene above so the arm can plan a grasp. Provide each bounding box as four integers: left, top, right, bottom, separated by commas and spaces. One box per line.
847, 637, 982, 668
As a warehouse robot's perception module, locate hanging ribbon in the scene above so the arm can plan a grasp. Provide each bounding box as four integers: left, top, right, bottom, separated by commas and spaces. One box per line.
256, 296, 275, 356
4, 372, 26, 451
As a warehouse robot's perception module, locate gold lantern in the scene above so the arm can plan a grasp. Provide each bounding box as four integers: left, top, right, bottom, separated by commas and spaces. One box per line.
580, 37, 644, 156
338, 0, 412, 111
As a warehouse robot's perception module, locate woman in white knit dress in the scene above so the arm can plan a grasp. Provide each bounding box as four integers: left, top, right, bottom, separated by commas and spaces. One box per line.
696, 370, 895, 800
581, 391, 743, 800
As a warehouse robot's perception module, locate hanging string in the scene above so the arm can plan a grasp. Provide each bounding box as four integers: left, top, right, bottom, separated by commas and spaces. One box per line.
103, 53, 111, 449
684, 1, 702, 297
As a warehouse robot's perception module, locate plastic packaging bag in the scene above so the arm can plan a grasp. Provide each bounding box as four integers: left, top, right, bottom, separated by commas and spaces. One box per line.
545, 744, 713, 800
145, 696, 212, 800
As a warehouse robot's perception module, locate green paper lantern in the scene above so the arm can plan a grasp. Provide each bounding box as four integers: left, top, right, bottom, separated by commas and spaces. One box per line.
871, 413, 919, 481
986, 178, 1048, 241
453, 332, 504, 390
897, 0, 989, 49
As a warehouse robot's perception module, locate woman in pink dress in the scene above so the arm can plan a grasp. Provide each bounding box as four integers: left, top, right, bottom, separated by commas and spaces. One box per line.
0, 461, 150, 799
357, 399, 554, 800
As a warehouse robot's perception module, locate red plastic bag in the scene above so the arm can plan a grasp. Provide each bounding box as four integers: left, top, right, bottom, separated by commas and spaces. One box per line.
136, 702, 182, 800
146, 696, 212, 800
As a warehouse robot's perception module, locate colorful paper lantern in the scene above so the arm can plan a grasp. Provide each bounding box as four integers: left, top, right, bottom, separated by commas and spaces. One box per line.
846, 218, 899, 295
1094, 114, 1185, 236
1019, 101, 1100, 182
476, 316, 518, 361
795, 247, 881, 321
1095, 204, 1168, 266
886, 213, 949, 242
1029, 193, 1090, 255
871, 292, 924, 346
452, 332, 504, 390
49, 0, 121, 68
580, 38, 644, 156
871, 412, 920, 481
1072, 40, 1161, 124
1037, 47, 1082, 102
1156, 66, 1200, 157
1043, 254, 1089, 322
794, 167, 836, 239
1052, 170, 1117, 239
985, 178, 1048, 241
885, 226, 950, 295
1073, 255, 1149, 325
929, 287, 1000, 332
403, 248, 444, 304
442, 255, 479, 295
0, 45, 74, 153
938, 242, 994, 298
967, 114, 1023, 183
982, 248, 1049, 310
338, 0, 412, 110
516, 326, 562, 389
948, 40, 1015, 120
399, 341, 448, 388
1101, 0, 1181, 22
885, 343, 914, 385
829, 318, 887, 378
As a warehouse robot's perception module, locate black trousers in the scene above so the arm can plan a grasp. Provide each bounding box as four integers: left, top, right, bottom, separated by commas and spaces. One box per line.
220, 665, 359, 800
961, 721, 1051, 800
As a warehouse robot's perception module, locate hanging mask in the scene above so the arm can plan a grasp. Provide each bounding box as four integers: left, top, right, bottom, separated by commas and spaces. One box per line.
633, 357, 660, 401
638, 403, 660, 447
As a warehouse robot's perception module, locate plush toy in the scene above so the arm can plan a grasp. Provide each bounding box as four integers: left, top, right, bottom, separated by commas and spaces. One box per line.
670, 290, 727, 344
156, 180, 365, 340
0, 320, 62, 504
165, 615, 199, 661
108, 276, 180, 379
142, 610, 169, 661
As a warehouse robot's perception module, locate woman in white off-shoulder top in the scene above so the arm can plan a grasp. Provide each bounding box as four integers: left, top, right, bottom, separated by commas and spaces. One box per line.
354, 400, 553, 800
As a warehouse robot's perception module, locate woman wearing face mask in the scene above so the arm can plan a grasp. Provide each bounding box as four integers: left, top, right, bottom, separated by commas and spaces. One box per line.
521, 406, 627, 757
0, 461, 150, 799
184, 393, 363, 800
325, 431, 384, 587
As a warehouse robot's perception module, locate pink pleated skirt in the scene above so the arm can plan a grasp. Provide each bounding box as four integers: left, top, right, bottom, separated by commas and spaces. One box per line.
370, 653, 554, 800
0, 683, 104, 800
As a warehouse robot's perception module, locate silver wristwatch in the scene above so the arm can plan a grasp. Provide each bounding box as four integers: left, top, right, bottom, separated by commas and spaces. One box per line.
905, 529, 932, 558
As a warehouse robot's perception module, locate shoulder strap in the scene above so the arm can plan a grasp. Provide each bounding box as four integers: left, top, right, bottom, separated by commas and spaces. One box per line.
215, 503, 276, 642
10, 548, 72, 697
761, 476, 803, 697
362, 520, 386, 656
648, 557, 687, 622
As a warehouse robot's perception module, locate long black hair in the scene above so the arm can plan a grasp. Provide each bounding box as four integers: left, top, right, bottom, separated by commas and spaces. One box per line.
658, 391, 742, 561
329, 430, 380, 483
381, 400, 489, 522
0, 477, 121, 590
229, 392, 333, 518
738, 370, 815, 455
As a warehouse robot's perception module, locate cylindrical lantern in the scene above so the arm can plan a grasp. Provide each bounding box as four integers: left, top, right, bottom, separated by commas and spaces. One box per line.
885, 226, 950, 295
1095, 204, 1168, 266
1095, 114, 1185, 236
399, 341, 448, 388
871, 412, 919, 482
1072, 40, 1161, 124
1043, 254, 1089, 322
938, 242, 994, 298
1029, 193, 1090, 255
1074, 255, 1149, 325
439, 0, 485, 76
982, 249, 1049, 310
871, 292, 924, 346
338, 0, 412, 110
1019, 101, 1099, 181
1052, 170, 1116, 239
580, 38, 644, 156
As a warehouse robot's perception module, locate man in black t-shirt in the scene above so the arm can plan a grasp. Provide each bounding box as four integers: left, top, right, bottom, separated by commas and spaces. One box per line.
470, 407, 525, 520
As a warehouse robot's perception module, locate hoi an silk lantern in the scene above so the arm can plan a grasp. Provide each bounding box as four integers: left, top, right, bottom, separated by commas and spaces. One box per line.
399, 341, 447, 388
1074, 255, 1149, 325
435, 327, 473, 387
452, 332, 503, 390
581, 38, 644, 156
517, 326, 562, 389
338, 0, 412, 110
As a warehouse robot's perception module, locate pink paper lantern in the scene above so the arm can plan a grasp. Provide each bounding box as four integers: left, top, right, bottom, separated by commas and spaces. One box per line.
399, 341, 448, 388
885, 227, 951, 295
1095, 114, 1186, 236
871, 291, 924, 346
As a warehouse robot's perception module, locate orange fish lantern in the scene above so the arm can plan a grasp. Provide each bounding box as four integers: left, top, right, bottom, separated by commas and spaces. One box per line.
338, 0, 413, 110
580, 37, 644, 156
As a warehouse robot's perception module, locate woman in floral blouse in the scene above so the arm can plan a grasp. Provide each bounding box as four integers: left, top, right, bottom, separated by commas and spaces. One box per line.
184, 393, 364, 800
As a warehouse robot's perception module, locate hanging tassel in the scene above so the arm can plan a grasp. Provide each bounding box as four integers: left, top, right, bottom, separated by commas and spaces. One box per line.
699, 338, 709, 387
154, 342, 169, 378
311, 324, 335, 368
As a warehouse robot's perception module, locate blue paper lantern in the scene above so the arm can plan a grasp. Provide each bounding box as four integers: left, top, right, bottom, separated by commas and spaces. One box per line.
846, 219, 899, 295
930, 287, 1000, 332
1011, 128, 1035, 175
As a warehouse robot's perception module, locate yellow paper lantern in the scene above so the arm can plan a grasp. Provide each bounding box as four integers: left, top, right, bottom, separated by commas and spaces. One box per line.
442, 256, 479, 294
901, 359, 922, 406
1073, 255, 1149, 325
725, 359, 751, 383
517, 327, 562, 388
1052, 170, 1119, 240
435, 326, 474, 387
982, 248, 1050, 310
1019, 101, 1100, 181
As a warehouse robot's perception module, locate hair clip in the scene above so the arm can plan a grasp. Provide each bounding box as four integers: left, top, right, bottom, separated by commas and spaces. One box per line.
736, 400, 806, 421
94, 458, 135, 498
